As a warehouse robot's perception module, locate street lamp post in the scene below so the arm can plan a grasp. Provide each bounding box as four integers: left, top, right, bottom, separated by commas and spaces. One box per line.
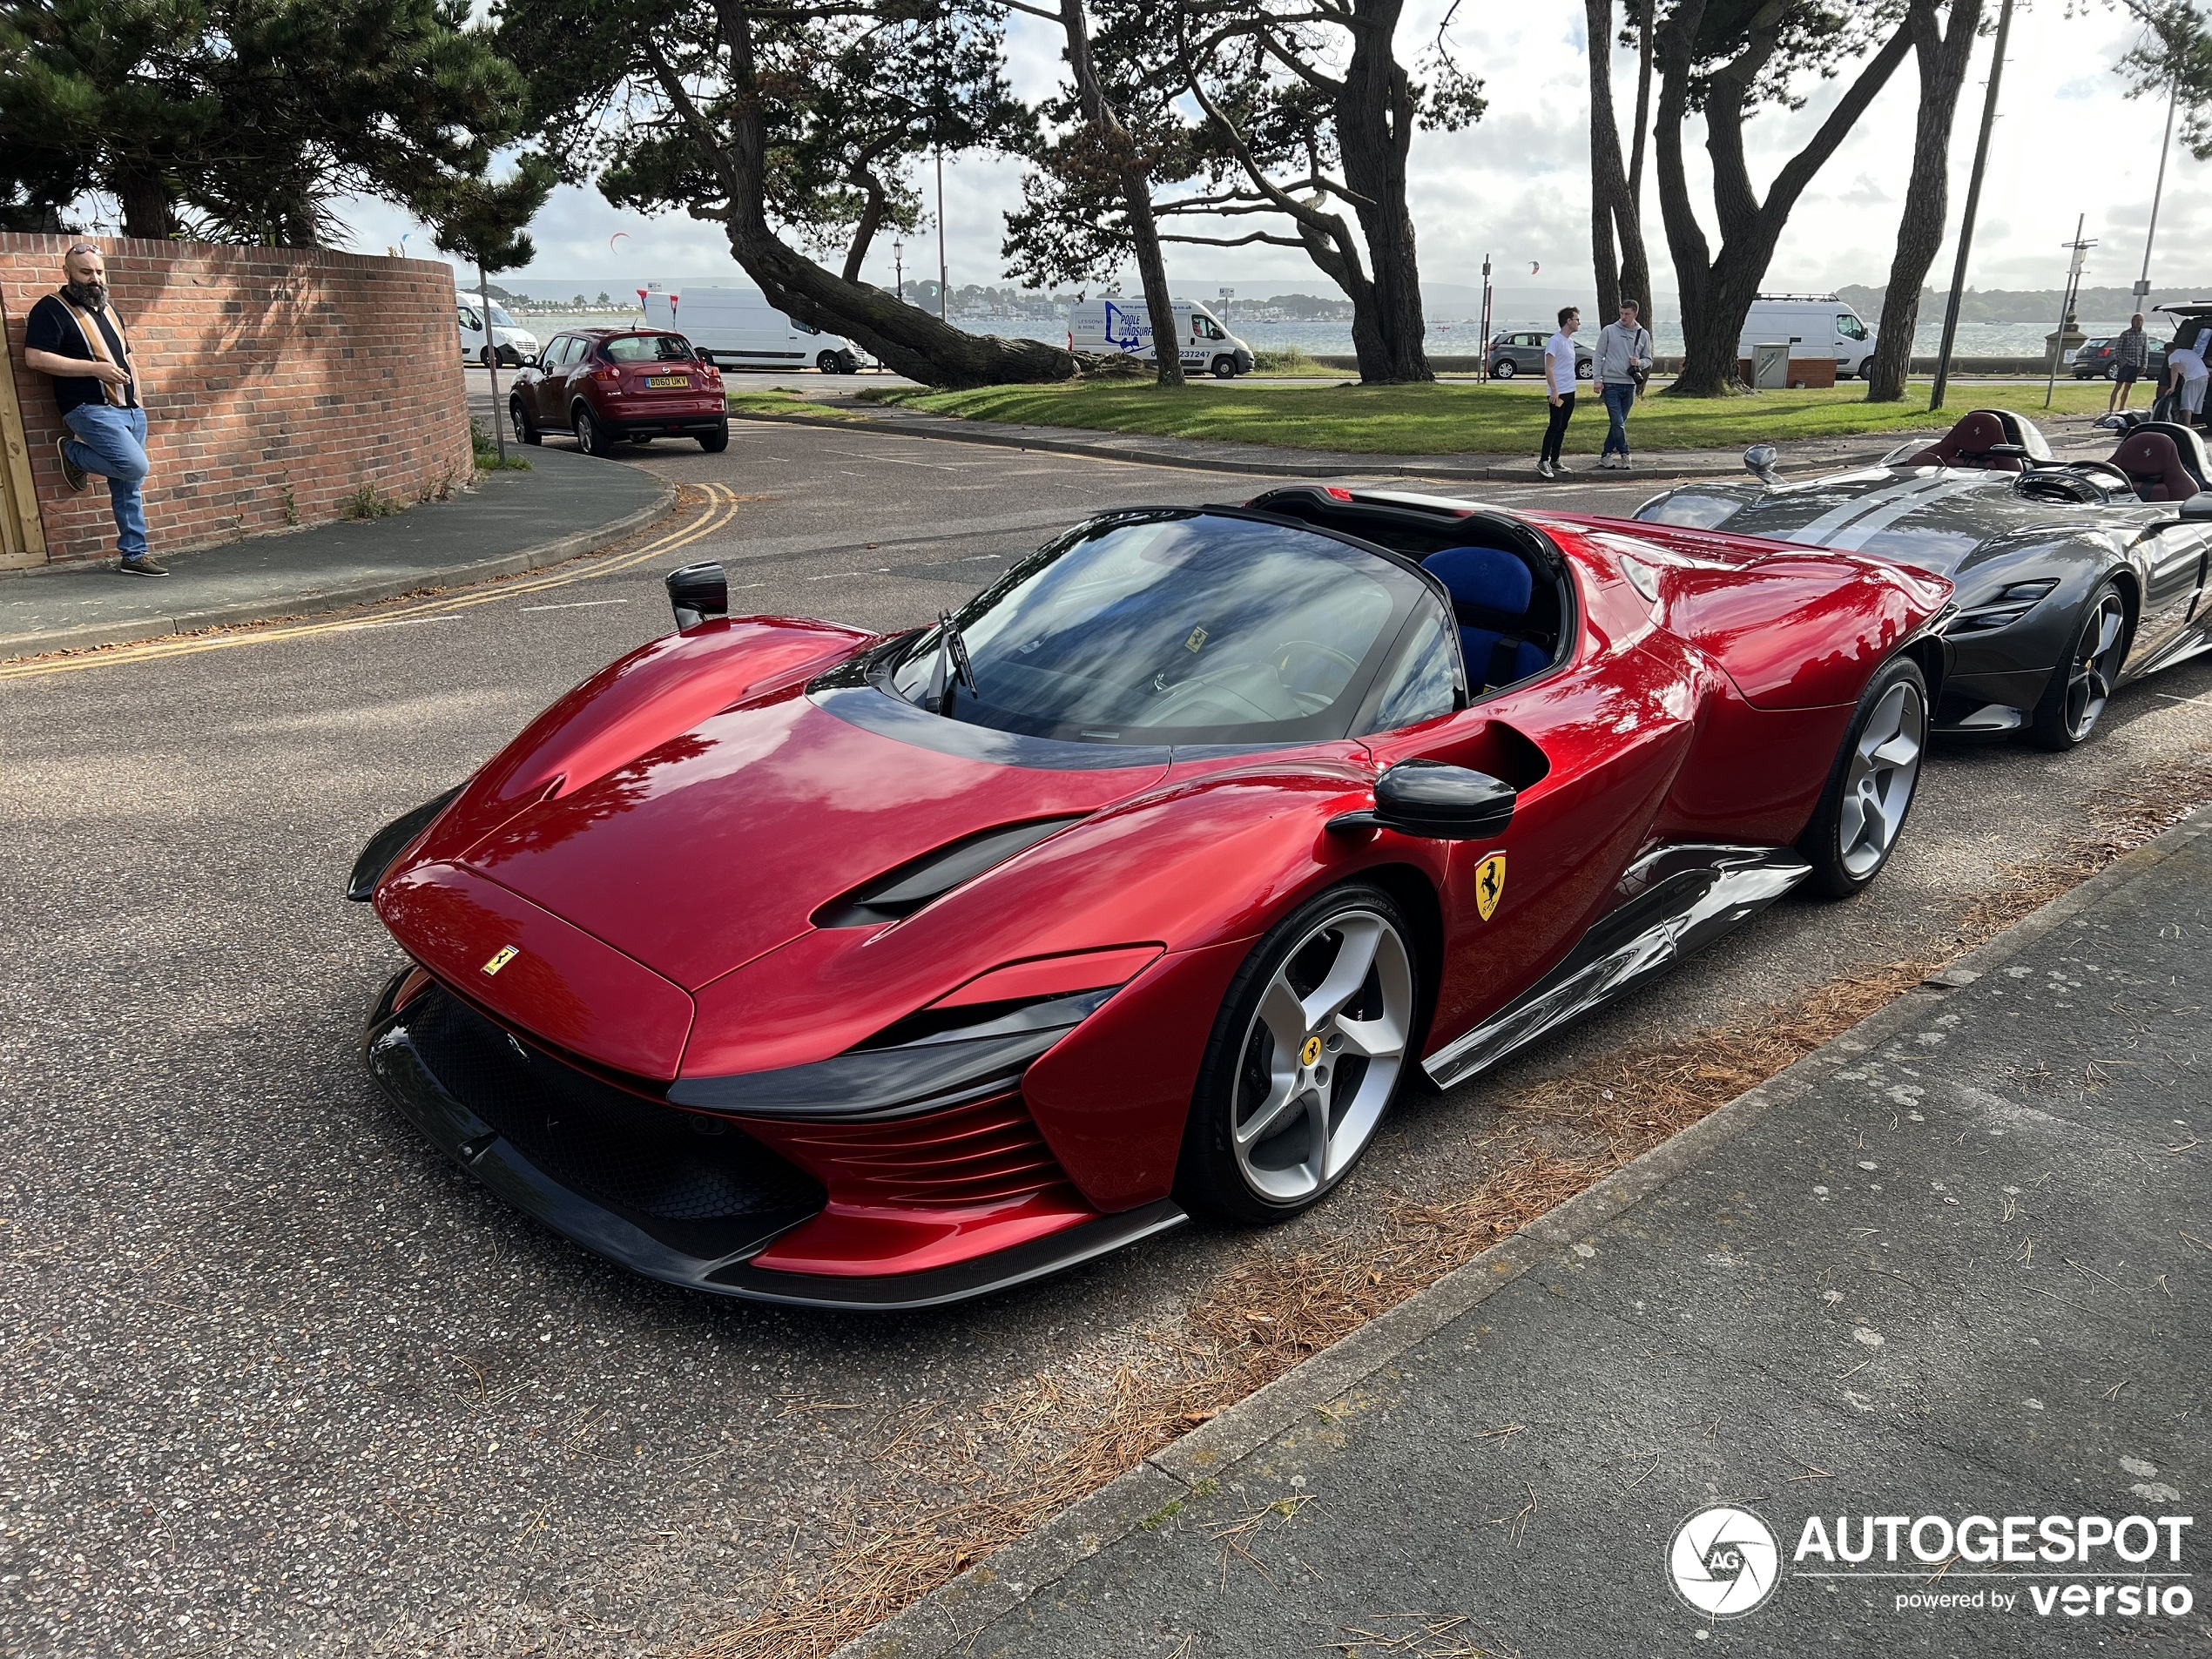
894, 236, 905, 306
935, 145, 948, 323
2136, 72, 2180, 305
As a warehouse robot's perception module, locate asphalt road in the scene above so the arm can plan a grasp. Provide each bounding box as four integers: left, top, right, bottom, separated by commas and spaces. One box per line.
3, 421, 2209, 1656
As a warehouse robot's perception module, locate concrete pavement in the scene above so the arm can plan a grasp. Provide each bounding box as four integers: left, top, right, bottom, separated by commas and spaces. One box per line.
0, 445, 671, 657
846, 808, 2212, 1659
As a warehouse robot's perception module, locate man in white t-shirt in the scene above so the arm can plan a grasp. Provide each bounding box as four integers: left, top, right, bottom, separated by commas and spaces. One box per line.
2166, 341, 2209, 420
1537, 307, 1581, 479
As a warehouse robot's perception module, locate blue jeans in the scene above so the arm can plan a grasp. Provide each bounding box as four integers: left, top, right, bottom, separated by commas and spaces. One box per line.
63, 403, 151, 558
1600, 382, 1635, 457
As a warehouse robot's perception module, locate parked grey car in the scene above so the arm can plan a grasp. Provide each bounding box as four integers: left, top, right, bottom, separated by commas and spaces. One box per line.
1630, 408, 2212, 751
1487, 331, 1593, 381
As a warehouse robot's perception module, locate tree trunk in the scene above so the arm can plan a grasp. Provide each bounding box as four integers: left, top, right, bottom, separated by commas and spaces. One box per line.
666, 3, 1073, 388
1334, 0, 1431, 382
1653, 0, 1912, 395
1865, 0, 1982, 402
1628, 0, 1654, 202
1587, 0, 1622, 320
116, 169, 172, 242
1584, 0, 1658, 325
1060, 0, 1184, 386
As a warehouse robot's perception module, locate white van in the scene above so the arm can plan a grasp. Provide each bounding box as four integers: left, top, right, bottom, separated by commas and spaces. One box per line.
1738, 294, 1877, 378
1068, 299, 1255, 378
458, 299, 538, 368
644, 289, 864, 374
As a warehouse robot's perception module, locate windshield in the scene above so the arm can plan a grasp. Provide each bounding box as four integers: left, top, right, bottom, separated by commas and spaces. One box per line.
604, 333, 698, 362
487, 304, 520, 328
884, 511, 1426, 745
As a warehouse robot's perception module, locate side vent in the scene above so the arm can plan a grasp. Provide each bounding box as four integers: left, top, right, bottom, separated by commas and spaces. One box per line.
812, 818, 1085, 928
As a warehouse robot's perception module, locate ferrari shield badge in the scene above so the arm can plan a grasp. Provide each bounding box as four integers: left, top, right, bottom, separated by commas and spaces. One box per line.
1474, 853, 1507, 921
482, 944, 519, 977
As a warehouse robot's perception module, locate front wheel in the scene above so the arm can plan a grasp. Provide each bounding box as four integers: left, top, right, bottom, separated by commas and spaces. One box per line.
1211, 355, 1238, 380
1491, 358, 1516, 380
509, 396, 541, 447
817, 350, 844, 374
2028, 579, 2128, 750
1177, 883, 1420, 1225
1797, 657, 1927, 899
1575, 360, 1594, 381
479, 345, 496, 368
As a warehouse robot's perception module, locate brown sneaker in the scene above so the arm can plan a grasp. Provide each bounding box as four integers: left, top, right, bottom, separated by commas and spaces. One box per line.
118, 556, 169, 577
57, 437, 89, 493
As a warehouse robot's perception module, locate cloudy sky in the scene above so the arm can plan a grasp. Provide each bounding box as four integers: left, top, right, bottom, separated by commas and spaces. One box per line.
340, 0, 2207, 306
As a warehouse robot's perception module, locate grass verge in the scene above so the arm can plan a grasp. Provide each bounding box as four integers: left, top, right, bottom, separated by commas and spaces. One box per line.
873, 380, 2121, 456
725, 388, 868, 421
687, 747, 2212, 1659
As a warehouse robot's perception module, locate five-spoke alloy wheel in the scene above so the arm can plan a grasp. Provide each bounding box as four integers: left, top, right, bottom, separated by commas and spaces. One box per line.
1180, 884, 1420, 1223
1800, 656, 1928, 897
2031, 579, 2128, 750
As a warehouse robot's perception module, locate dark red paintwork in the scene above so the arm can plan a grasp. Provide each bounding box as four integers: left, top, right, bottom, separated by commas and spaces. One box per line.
370, 507, 1951, 1286
510, 328, 726, 442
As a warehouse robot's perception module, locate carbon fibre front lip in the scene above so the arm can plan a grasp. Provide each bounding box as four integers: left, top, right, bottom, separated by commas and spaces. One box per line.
361, 969, 1184, 1309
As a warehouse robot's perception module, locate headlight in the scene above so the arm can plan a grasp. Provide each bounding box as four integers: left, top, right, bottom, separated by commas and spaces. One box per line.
1634, 494, 1743, 530
1946, 578, 2059, 635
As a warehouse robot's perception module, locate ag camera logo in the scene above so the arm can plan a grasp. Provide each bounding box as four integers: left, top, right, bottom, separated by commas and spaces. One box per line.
1669, 1504, 1781, 1617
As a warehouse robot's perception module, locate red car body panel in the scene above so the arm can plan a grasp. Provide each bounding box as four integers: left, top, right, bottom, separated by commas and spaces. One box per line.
376, 862, 694, 1079
362, 497, 1952, 1305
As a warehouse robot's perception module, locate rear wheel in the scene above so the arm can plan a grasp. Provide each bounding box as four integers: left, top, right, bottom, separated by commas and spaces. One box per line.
1798, 657, 1927, 898
2028, 579, 2128, 750
1177, 883, 1419, 1225
571, 402, 612, 457
698, 420, 730, 454
1492, 358, 1517, 380
508, 396, 541, 447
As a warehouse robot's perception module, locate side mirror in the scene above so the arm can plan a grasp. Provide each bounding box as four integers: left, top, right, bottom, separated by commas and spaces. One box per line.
523, 353, 541, 369
2181, 492, 2212, 523
1743, 443, 1783, 486
1332, 760, 1516, 840
666, 561, 729, 631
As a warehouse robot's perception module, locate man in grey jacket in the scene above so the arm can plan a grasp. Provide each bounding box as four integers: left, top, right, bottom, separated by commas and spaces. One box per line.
2109, 314, 2150, 415
1591, 300, 1655, 469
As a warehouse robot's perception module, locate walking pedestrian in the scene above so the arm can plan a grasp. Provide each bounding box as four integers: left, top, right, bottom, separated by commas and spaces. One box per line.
2109, 314, 2150, 415
1591, 300, 1654, 469
22, 244, 163, 576
1536, 307, 1580, 481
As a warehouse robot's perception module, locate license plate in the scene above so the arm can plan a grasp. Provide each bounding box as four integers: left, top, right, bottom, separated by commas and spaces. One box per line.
645, 375, 689, 388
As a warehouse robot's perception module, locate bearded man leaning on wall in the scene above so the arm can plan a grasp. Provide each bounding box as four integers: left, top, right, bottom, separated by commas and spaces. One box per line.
22, 244, 164, 577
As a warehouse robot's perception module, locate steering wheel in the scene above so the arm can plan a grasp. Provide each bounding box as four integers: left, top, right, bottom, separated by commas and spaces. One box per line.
2064, 459, 2136, 489
1274, 637, 1353, 690
2013, 468, 2107, 505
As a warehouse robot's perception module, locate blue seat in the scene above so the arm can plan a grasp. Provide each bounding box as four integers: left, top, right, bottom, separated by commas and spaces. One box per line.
1423, 545, 1549, 690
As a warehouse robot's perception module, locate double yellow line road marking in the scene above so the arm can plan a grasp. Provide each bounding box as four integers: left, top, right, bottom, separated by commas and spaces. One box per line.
0, 483, 746, 684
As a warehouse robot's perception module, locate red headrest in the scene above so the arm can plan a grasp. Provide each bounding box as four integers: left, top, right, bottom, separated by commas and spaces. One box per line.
2111, 431, 2199, 502
1906, 412, 2023, 473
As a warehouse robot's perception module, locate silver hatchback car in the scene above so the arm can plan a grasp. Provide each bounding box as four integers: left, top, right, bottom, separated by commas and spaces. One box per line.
1487, 331, 1593, 381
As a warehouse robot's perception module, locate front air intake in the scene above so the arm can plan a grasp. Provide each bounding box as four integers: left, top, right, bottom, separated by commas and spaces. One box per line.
811, 817, 1085, 928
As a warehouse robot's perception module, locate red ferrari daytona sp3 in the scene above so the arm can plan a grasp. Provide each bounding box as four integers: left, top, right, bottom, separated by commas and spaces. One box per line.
351, 487, 1952, 1309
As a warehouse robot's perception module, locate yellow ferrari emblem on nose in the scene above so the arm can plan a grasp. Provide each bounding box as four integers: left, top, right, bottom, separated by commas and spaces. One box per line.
1474, 852, 1507, 921
482, 945, 519, 976
1300, 1035, 1324, 1067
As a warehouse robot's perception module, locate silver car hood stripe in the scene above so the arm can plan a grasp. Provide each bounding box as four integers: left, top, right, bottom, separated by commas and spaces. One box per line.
1777, 474, 1952, 546
1825, 475, 1995, 551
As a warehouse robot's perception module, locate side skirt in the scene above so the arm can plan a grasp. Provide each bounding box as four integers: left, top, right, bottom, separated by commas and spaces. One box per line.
1422, 844, 1811, 1093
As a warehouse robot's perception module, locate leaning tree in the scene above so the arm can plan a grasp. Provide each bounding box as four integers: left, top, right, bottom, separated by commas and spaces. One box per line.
1126, 0, 1485, 384
1861, 0, 1983, 401
504, 0, 1074, 387
1650, 0, 1914, 395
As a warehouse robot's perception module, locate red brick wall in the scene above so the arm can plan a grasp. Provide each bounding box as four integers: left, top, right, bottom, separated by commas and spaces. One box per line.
0, 233, 474, 569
